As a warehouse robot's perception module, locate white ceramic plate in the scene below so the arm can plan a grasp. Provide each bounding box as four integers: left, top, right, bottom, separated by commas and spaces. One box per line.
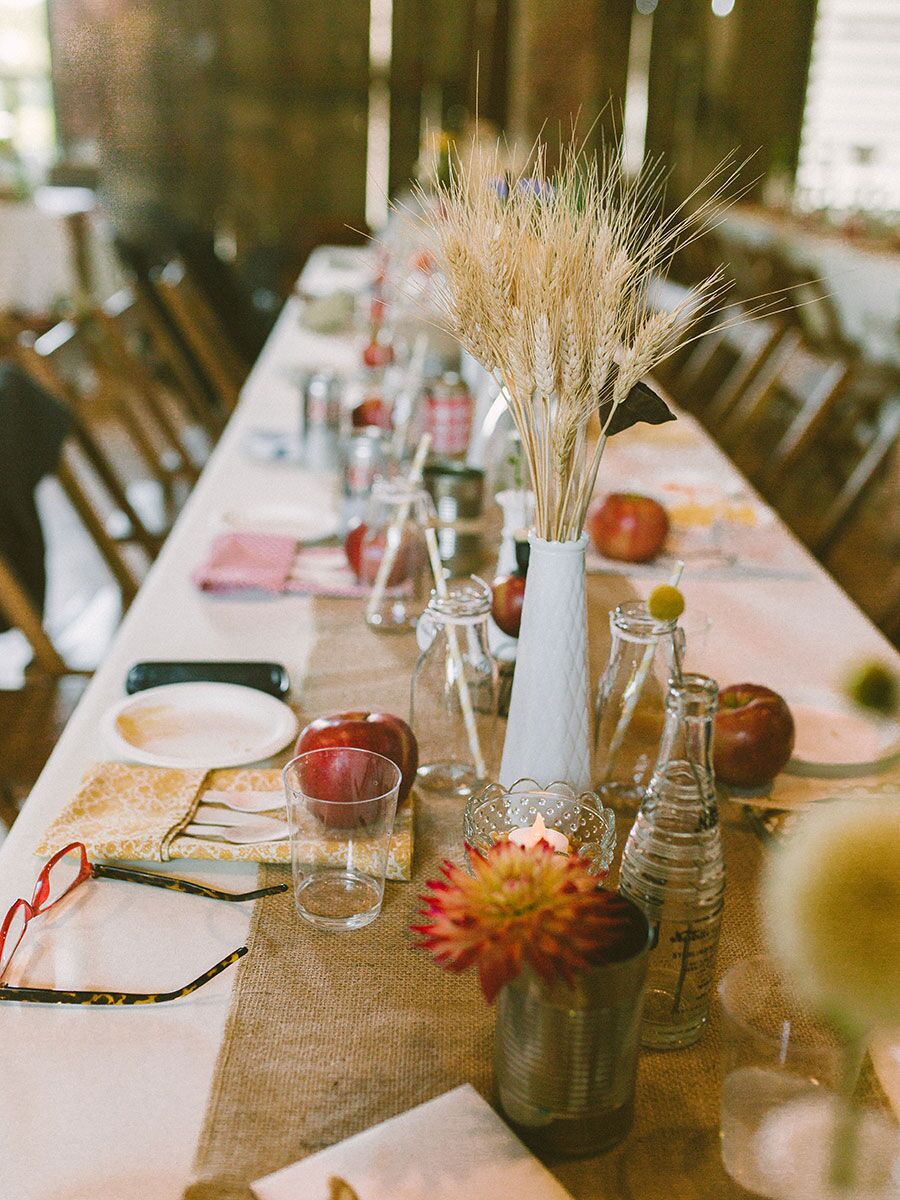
104, 682, 298, 770
783, 689, 900, 779
216, 502, 339, 545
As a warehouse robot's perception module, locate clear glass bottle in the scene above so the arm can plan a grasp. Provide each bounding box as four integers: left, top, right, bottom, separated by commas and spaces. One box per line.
362, 478, 435, 633
618, 674, 724, 1050
411, 577, 498, 796
594, 601, 683, 813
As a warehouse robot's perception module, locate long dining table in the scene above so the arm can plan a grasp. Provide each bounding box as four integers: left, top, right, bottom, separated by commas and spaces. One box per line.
2, 247, 898, 1200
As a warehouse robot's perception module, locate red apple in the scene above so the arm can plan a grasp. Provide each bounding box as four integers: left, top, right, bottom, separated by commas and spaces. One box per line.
714, 684, 796, 788
344, 521, 367, 578
296, 712, 418, 809
587, 493, 670, 563
491, 574, 526, 638
344, 523, 411, 587
351, 396, 392, 430
362, 339, 394, 368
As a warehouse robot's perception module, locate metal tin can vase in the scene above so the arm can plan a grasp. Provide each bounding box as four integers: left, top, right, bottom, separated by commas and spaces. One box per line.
494, 897, 652, 1158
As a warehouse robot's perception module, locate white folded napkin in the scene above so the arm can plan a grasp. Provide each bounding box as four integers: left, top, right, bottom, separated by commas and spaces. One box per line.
251, 1084, 575, 1200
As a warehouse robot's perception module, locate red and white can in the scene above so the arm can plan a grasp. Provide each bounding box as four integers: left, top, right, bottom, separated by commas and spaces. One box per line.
424, 375, 474, 457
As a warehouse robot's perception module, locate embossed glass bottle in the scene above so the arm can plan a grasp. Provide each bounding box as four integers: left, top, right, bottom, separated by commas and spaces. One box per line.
618, 674, 724, 1050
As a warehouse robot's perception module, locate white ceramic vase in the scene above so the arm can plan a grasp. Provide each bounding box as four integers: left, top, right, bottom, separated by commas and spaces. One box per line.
499, 533, 592, 791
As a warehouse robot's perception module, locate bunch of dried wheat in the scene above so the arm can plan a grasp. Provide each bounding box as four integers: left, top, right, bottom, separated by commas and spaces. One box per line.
415, 137, 734, 541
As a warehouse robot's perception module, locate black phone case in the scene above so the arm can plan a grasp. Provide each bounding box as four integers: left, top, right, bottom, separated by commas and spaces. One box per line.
125, 661, 290, 698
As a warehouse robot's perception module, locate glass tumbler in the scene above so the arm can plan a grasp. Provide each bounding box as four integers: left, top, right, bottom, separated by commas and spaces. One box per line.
411, 577, 498, 796
594, 600, 682, 811
282, 747, 401, 931
362, 477, 435, 632
719, 957, 900, 1199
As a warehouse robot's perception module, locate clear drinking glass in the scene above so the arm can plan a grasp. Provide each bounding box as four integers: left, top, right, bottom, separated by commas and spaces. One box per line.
411, 577, 498, 796
718, 956, 900, 1200
362, 477, 435, 632
594, 600, 682, 811
282, 747, 401, 931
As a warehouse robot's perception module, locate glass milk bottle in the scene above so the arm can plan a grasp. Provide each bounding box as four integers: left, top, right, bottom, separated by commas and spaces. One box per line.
362, 478, 435, 632
619, 674, 724, 1050
411, 578, 498, 797
594, 601, 683, 813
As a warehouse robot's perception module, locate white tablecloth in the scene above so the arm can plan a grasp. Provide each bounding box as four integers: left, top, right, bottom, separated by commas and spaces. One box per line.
0, 249, 897, 1198
720, 206, 900, 363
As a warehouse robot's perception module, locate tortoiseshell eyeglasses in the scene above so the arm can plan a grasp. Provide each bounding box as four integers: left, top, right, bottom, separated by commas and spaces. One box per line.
0, 842, 287, 1005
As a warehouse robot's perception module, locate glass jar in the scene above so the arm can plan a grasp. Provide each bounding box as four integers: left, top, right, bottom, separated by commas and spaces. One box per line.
411, 577, 498, 796
362, 478, 435, 633
619, 674, 725, 1050
594, 600, 683, 812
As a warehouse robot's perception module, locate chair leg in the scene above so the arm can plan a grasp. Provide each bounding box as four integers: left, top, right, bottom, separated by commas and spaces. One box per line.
0, 777, 19, 831
0, 555, 69, 675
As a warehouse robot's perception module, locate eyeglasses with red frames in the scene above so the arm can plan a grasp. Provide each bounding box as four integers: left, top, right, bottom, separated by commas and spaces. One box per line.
0, 842, 287, 1005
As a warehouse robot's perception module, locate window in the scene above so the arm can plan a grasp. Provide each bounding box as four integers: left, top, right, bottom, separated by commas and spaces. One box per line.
796, 0, 900, 213
0, 0, 55, 186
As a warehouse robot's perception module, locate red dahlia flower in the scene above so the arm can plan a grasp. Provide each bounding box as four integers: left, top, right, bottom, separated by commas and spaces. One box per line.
413, 840, 645, 1002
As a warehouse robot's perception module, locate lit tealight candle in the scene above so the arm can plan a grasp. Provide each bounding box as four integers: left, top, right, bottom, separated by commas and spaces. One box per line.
508, 812, 570, 854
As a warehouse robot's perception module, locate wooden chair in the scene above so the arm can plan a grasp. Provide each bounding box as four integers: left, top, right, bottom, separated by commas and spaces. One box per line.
12, 345, 154, 596
811, 394, 900, 559
718, 329, 852, 491
150, 259, 247, 413
670, 306, 787, 431
15, 322, 174, 550
117, 282, 228, 440
90, 292, 205, 485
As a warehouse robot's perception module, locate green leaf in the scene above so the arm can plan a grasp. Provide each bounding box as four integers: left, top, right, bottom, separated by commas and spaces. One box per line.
600, 381, 676, 437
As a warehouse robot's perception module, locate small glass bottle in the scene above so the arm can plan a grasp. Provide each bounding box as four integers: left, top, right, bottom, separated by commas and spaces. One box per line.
411, 577, 498, 796
618, 674, 724, 1050
594, 601, 683, 813
362, 478, 435, 633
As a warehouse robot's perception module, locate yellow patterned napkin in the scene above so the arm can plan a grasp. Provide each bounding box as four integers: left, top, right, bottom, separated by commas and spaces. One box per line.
36, 763, 414, 882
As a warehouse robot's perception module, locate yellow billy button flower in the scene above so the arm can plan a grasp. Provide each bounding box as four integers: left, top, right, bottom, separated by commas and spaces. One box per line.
762, 796, 900, 1035
845, 661, 898, 717
648, 584, 685, 622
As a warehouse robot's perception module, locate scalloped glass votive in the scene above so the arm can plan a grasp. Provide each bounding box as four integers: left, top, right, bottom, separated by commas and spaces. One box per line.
463, 779, 617, 876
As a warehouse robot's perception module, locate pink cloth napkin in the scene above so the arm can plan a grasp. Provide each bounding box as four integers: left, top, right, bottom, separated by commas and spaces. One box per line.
193, 534, 381, 598
193, 531, 297, 594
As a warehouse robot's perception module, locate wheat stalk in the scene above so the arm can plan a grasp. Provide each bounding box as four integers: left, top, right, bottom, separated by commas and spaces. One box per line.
415, 134, 733, 541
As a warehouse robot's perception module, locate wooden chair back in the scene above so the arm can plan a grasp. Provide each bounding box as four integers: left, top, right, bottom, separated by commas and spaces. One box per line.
151, 260, 246, 413
14, 335, 160, 573
718, 330, 852, 489
812, 394, 900, 558
672, 306, 786, 429
91, 293, 203, 485
108, 284, 227, 439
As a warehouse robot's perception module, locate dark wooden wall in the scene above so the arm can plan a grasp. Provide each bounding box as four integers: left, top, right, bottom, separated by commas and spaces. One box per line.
47, 0, 818, 322
645, 0, 817, 201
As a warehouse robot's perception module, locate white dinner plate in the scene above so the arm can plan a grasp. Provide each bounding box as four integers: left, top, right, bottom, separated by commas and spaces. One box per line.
783, 689, 900, 779
216, 502, 339, 544
103, 682, 299, 770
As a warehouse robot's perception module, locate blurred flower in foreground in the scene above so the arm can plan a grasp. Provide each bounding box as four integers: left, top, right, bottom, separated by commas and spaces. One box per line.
762, 796, 900, 1034
845, 661, 898, 717
414, 841, 645, 1002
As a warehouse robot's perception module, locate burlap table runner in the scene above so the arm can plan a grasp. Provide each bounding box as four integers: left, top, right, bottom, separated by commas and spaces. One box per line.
182, 574, 877, 1199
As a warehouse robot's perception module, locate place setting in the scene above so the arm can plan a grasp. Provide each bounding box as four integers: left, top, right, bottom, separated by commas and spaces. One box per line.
1, 20, 899, 1200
